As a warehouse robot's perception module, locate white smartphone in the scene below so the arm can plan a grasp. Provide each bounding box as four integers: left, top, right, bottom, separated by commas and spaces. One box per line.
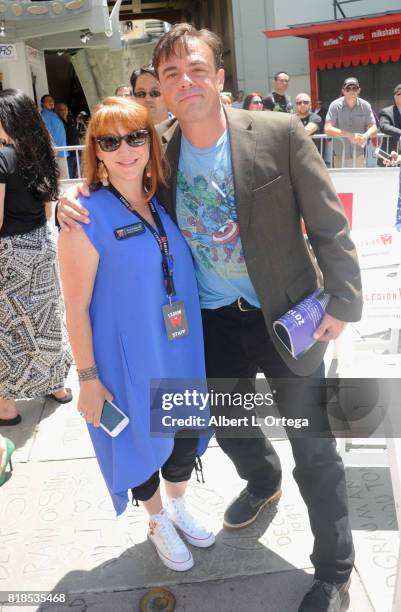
374, 147, 392, 162
100, 400, 129, 437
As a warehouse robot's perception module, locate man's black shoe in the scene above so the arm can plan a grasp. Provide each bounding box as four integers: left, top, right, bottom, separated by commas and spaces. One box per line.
298, 577, 351, 612
223, 488, 282, 528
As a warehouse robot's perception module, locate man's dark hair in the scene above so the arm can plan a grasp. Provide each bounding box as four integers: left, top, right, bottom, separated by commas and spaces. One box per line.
130, 64, 157, 92
262, 96, 275, 111
40, 94, 52, 106
273, 71, 289, 80
152, 22, 223, 77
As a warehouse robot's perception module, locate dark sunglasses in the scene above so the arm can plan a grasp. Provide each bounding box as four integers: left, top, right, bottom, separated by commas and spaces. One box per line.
296, 100, 310, 105
133, 90, 161, 98
94, 130, 150, 152
344, 85, 359, 91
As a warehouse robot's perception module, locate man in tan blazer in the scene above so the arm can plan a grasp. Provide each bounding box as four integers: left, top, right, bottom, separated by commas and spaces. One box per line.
58, 23, 362, 612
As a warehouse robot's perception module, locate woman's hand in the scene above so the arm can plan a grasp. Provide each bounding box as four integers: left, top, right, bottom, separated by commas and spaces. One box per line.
78, 379, 113, 427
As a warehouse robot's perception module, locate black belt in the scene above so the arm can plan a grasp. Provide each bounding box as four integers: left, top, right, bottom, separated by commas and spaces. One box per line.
228, 297, 260, 312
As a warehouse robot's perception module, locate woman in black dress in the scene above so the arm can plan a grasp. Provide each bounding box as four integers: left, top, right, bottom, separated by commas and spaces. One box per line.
0, 89, 72, 425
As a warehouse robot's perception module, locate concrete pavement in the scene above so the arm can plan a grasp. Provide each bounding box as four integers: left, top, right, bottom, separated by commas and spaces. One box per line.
0, 366, 399, 612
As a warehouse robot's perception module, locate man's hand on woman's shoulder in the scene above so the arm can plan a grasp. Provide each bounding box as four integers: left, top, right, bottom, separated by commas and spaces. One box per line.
57, 182, 91, 231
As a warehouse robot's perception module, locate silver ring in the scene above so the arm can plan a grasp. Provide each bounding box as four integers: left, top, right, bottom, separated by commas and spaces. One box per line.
79, 411, 86, 417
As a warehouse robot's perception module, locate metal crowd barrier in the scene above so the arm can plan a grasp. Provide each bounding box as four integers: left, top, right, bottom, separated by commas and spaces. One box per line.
56, 134, 400, 180
311, 133, 399, 169
55, 145, 85, 182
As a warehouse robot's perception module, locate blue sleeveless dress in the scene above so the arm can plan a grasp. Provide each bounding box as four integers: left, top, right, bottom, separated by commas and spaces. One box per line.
80, 187, 209, 515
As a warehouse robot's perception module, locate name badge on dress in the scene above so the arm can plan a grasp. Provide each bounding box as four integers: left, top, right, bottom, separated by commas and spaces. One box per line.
114, 222, 145, 240
162, 300, 189, 340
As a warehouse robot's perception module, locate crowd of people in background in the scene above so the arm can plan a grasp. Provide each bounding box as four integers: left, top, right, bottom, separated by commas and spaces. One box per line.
33, 66, 401, 179
110, 66, 401, 171
36, 64, 172, 180
223, 71, 401, 168
40, 94, 89, 179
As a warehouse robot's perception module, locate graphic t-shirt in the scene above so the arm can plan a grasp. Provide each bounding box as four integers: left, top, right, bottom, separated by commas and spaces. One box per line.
176, 130, 260, 309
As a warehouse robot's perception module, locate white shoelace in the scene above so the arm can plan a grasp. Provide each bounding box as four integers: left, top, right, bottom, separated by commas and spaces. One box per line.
154, 513, 184, 552
170, 499, 204, 532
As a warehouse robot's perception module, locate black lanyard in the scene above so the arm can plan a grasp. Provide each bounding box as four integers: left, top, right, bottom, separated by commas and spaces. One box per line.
108, 183, 175, 299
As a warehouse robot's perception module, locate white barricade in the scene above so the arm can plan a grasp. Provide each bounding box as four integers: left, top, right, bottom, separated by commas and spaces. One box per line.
329, 168, 401, 612
328, 166, 400, 229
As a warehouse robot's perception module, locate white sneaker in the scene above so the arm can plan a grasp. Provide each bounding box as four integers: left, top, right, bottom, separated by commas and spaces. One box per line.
166, 496, 215, 548
148, 509, 194, 572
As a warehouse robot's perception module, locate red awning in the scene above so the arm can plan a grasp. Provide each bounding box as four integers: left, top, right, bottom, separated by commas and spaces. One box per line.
265, 12, 401, 70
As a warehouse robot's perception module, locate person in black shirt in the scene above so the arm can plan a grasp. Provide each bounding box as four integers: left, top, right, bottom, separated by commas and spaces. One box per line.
262, 96, 275, 111
314, 100, 328, 126
379, 84, 401, 155
55, 103, 81, 178
264, 71, 293, 113
76, 111, 89, 143
0, 89, 72, 426
295, 93, 322, 135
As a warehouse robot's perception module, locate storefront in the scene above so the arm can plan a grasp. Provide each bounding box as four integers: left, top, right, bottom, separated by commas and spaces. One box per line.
265, 11, 401, 110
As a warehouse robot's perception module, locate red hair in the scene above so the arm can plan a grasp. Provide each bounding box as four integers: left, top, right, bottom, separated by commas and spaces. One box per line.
83, 96, 168, 200
242, 92, 263, 110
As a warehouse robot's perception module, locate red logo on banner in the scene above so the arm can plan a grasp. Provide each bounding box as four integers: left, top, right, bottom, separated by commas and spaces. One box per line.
337, 193, 353, 228
380, 233, 393, 245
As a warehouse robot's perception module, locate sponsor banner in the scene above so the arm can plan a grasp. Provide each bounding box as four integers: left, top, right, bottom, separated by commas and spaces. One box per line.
321, 36, 340, 47
359, 267, 401, 328
347, 31, 365, 43
329, 168, 399, 229
371, 26, 400, 40
318, 24, 400, 49
351, 227, 401, 269
314, 22, 401, 69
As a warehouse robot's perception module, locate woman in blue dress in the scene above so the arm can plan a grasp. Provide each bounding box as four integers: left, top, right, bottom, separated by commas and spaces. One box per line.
58, 97, 214, 572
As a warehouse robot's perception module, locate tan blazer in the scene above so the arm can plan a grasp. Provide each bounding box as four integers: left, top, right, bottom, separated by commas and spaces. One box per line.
156, 107, 362, 376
